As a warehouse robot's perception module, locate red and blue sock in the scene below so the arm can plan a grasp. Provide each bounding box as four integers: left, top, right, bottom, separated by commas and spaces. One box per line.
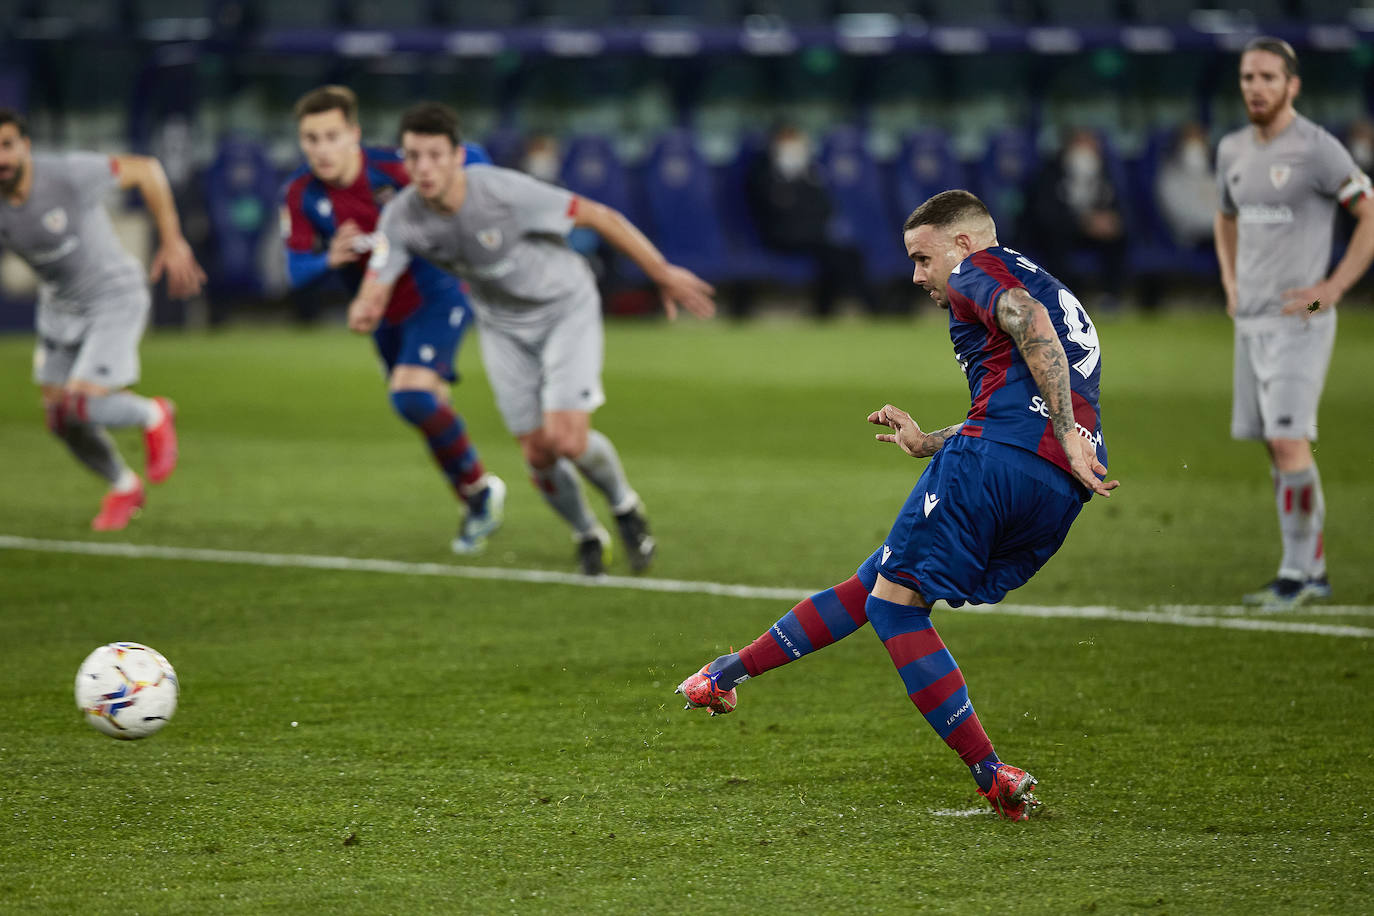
707, 574, 871, 688
390, 390, 487, 511
864, 594, 1000, 790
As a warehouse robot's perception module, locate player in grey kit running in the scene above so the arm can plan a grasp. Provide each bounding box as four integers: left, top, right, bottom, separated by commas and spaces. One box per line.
0, 109, 205, 530
1213, 38, 1374, 609
349, 102, 715, 575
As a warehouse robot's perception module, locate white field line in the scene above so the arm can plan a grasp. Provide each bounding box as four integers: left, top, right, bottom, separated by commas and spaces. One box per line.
2, 535, 1371, 640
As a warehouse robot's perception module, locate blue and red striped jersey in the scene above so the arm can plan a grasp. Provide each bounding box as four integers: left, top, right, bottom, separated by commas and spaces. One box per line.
280, 143, 488, 325
945, 245, 1107, 484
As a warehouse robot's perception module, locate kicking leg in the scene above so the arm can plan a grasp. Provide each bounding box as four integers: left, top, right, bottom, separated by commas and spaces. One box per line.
676, 549, 882, 714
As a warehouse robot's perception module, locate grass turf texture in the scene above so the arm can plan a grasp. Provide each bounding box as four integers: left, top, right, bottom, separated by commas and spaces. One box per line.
1, 313, 1371, 913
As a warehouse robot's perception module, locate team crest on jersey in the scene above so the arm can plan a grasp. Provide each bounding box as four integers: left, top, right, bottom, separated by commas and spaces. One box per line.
477, 228, 502, 250
42, 207, 67, 234
315, 198, 333, 217
1270, 164, 1292, 189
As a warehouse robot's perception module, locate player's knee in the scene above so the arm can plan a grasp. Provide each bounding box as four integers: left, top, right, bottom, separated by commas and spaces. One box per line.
550, 426, 589, 460
519, 432, 556, 469
389, 388, 440, 427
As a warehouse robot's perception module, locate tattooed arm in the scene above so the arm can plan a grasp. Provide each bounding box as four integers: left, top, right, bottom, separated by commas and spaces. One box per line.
996, 287, 1118, 497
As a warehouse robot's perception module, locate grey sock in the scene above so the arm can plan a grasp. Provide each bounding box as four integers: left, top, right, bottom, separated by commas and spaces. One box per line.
79, 392, 158, 429
1276, 464, 1324, 580
572, 430, 636, 514
530, 458, 599, 537
56, 421, 128, 483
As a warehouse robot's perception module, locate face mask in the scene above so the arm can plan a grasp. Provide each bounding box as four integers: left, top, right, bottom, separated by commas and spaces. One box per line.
1181, 142, 1210, 175
1350, 140, 1374, 172
524, 150, 560, 183
773, 141, 810, 179
1064, 146, 1102, 179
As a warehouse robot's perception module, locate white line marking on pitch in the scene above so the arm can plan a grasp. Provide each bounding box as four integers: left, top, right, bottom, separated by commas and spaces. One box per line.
2, 535, 1371, 640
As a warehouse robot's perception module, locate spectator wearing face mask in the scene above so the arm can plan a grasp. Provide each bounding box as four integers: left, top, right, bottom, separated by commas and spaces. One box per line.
747, 124, 875, 318
519, 132, 599, 259
1021, 128, 1129, 309
1156, 122, 1221, 249
1346, 120, 1374, 175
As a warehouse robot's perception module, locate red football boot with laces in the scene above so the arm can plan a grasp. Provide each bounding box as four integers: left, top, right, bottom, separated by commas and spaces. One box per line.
91, 480, 145, 531
978, 764, 1041, 821
144, 397, 178, 484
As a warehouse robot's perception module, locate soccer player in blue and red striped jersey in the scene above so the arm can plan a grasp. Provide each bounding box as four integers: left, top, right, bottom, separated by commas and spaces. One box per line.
281, 86, 504, 553
677, 190, 1118, 820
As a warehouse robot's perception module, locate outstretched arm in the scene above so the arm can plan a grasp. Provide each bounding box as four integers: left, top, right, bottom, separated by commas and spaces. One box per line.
996, 286, 1118, 497
114, 154, 206, 299
573, 197, 715, 320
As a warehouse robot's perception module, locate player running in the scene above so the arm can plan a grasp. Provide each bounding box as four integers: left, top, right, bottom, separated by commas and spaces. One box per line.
350, 102, 714, 576
282, 86, 505, 554
676, 191, 1117, 821
1214, 38, 1374, 609
0, 108, 203, 531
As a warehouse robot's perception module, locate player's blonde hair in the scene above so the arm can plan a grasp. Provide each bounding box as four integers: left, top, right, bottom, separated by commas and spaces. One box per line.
293, 85, 359, 125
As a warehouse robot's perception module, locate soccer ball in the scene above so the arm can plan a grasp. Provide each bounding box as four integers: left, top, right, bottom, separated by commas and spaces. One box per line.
74, 642, 179, 740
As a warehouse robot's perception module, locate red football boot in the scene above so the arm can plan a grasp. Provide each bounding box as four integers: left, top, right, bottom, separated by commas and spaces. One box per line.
144, 397, 178, 484
91, 479, 146, 531
978, 764, 1041, 821
675, 663, 738, 717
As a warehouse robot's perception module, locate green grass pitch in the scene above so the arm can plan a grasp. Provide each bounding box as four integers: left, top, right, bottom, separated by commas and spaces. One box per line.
1, 311, 1371, 913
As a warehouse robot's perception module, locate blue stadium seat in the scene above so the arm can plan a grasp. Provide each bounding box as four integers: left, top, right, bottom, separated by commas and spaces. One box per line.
975, 128, 1038, 235
892, 128, 966, 223
1128, 125, 1217, 276
478, 127, 528, 170
641, 129, 732, 282
817, 125, 909, 283
203, 136, 278, 296
561, 134, 636, 220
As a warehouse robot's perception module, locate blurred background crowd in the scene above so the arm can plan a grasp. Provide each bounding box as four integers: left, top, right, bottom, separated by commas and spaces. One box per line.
0, 0, 1371, 324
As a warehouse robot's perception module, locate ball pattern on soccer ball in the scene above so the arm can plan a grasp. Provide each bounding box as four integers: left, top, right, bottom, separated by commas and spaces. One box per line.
74, 642, 179, 740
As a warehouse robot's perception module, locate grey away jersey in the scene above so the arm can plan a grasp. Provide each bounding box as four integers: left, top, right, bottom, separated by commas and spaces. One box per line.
0, 152, 145, 313
1217, 114, 1364, 327
370, 164, 597, 328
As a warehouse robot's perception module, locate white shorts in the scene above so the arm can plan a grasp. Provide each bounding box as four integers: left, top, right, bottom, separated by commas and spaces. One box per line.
32, 289, 151, 389
477, 294, 606, 436
1231, 311, 1336, 441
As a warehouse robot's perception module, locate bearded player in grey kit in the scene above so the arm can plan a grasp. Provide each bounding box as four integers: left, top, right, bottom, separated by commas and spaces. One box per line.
0, 109, 206, 530
1214, 38, 1374, 608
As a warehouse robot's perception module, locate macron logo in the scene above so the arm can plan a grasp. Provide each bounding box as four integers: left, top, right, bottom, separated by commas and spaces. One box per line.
923, 493, 940, 517
881, 545, 892, 565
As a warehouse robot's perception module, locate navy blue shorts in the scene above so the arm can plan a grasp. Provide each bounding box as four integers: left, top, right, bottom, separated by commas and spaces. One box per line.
867, 435, 1085, 607
372, 295, 475, 383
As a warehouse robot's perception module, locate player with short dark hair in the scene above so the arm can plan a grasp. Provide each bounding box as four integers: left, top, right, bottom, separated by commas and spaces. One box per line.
351, 101, 715, 575
282, 87, 506, 554
0, 107, 205, 530
676, 189, 1117, 820
1213, 38, 1374, 608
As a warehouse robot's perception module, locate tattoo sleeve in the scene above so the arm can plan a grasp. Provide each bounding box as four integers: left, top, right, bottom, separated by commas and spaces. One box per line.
996, 287, 1076, 447
918, 423, 964, 458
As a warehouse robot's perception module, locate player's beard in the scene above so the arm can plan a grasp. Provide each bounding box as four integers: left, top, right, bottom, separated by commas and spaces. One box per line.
1245, 86, 1290, 128
0, 159, 24, 195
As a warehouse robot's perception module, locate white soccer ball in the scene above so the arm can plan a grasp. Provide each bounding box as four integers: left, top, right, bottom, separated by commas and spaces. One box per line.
74, 642, 179, 740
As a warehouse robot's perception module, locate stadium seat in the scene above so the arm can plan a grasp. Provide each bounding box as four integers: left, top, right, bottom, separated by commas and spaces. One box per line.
892, 128, 965, 222
1128, 125, 1217, 277
640, 129, 733, 283
561, 134, 636, 220
203, 136, 279, 297
975, 128, 1038, 235
817, 125, 910, 283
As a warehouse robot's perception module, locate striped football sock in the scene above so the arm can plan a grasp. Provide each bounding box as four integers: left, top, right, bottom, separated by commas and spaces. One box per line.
390, 390, 487, 510
864, 595, 997, 775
